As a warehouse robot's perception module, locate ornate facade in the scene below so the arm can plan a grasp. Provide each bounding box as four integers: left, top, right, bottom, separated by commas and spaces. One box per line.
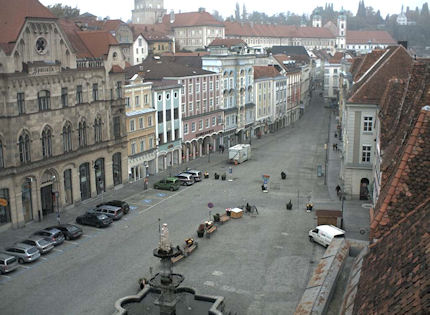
0, 0, 128, 230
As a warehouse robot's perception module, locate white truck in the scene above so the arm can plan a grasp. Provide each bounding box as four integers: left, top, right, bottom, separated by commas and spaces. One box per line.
228, 144, 251, 164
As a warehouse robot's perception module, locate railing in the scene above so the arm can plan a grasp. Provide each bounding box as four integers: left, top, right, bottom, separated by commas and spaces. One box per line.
77, 58, 104, 69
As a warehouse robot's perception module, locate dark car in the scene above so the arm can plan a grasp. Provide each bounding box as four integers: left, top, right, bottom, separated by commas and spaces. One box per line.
97, 200, 130, 214
32, 228, 65, 246
76, 212, 112, 228
47, 224, 83, 240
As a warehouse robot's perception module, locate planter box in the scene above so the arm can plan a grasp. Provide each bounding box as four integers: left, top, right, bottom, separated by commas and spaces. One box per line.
230, 208, 243, 219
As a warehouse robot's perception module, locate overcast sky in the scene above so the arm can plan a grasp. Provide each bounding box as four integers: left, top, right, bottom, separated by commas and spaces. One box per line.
40, 0, 427, 21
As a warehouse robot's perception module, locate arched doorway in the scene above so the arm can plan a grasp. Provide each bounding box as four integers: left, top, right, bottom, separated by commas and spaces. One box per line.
40, 169, 59, 216
360, 178, 370, 200
79, 163, 91, 201
94, 158, 105, 195
21, 178, 33, 222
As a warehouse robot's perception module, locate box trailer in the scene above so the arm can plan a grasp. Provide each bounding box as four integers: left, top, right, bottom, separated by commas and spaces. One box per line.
228, 144, 251, 164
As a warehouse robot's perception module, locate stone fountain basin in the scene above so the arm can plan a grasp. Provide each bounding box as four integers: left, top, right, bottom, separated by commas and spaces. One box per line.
114, 286, 225, 315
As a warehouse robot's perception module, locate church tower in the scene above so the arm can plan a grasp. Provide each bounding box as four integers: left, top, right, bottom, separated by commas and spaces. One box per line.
336, 8, 347, 50
132, 0, 166, 24
312, 10, 322, 28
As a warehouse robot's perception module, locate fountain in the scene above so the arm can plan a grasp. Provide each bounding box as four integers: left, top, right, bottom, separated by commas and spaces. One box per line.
114, 223, 225, 315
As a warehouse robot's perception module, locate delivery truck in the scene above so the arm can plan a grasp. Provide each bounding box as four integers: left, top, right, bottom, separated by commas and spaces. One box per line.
228, 144, 251, 164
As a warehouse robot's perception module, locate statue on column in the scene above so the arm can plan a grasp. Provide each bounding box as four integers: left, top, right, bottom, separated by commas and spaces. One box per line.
159, 223, 171, 253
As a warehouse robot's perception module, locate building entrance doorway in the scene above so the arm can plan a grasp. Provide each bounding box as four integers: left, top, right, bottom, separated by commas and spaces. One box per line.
41, 185, 54, 216
360, 178, 370, 200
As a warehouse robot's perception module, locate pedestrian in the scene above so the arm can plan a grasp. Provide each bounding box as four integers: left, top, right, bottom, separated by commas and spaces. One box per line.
139, 277, 148, 290
334, 132, 338, 138
246, 203, 251, 213
221, 145, 225, 154
335, 143, 338, 151
336, 185, 341, 195
56, 213, 61, 225
332, 143, 336, 150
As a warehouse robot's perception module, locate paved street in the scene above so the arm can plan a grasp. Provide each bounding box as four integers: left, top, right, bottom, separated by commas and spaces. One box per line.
0, 91, 368, 315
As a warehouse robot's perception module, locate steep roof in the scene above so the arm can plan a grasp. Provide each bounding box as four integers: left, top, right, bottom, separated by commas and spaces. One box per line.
346, 30, 396, 45
253, 66, 281, 79
130, 23, 170, 41
0, 0, 55, 54
272, 54, 301, 73
353, 49, 385, 81
348, 56, 364, 77
353, 197, 430, 315
76, 31, 118, 58
328, 51, 344, 64
272, 46, 309, 57
208, 38, 246, 48
347, 46, 413, 104
370, 62, 430, 240
162, 11, 224, 28
125, 56, 214, 80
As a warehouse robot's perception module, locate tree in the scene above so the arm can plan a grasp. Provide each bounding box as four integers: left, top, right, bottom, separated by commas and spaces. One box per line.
235, 2, 241, 21
242, 4, 248, 21
48, 3, 80, 18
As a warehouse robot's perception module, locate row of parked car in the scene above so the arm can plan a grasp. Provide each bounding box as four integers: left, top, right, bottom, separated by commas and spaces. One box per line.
0, 200, 130, 275
153, 170, 203, 191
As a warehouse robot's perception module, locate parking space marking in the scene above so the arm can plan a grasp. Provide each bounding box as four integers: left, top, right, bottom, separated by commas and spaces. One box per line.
129, 206, 138, 211
143, 199, 152, 204
138, 186, 191, 215
53, 248, 64, 253
82, 234, 92, 237
20, 265, 31, 269
40, 257, 48, 261
64, 240, 79, 245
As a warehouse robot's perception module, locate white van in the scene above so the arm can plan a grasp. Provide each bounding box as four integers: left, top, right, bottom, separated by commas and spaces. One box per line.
308, 225, 345, 247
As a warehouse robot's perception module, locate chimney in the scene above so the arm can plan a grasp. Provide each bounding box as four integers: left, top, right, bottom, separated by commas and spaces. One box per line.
170, 10, 175, 24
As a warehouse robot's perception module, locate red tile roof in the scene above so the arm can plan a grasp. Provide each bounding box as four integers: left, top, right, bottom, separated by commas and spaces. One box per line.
58, 19, 91, 58
346, 30, 396, 45
162, 52, 209, 57
208, 38, 246, 48
353, 197, 430, 315
224, 21, 335, 39
77, 31, 118, 58
253, 66, 281, 79
130, 24, 170, 41
0, 0, 55, 54
353, 49, 385, 81
328, 52, 344, 64
348, 46, 413, 104
162, 11, 224, 28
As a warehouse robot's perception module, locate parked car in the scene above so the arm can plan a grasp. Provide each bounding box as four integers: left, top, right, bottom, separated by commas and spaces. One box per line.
32, 228, 65, 246
97, 200, 130, 214
46, 224, 83, 240
92, 205, 123, 220
0, 253, 19, 274
76, 212, 112, 228
21, 236, 54, 255
3, 243, 41, 263
184, 170, 202, 182
153, 177, 181, 191
175, 173, 195, 186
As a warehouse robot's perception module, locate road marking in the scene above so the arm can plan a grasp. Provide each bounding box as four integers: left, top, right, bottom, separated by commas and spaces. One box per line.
204, 280, 215, 287
53, 248, 63, 253
64, 240, 79, 245
20, 265, 31, 269
40, 257, 48, 261
212, 270, 223, 276
281, 232, 289, 236
0, 275, 11, 279
138, 187, 191, 215
82, 234, 92, 238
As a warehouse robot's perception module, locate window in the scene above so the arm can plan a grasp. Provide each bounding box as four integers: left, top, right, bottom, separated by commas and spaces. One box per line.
205, 118, 209, 128
131, 142, 136, 155
113, 117, 121, 139
189, 102, 193, 111
203, 82, 206, 91
61, 88, 68, 107
94, 118, 102, 143
217, 115, 222, 124
140, 139, 145, 152
136, 48, 138, 54
139, 117, 144, 129
116, 81, 122, 99
41, 127, 52, 158
141, 48, 144, 54
166, 109, 171, 121
78, 121, 87, 147
362, 145, 371, 163
199, 120, 203, 130
138, 38, 142, 46
144, 94, 148, 104
196, 83, 200, 93
174, 92, 178, 99
0, 140, 4, 168
191, 122, 196, 132
363, 116, 373, 132
212, 117, 216, 126
63, 123, 72, 153
38, 90, 50, 111
92, 83, 98, 101
125, 97, 130, 108
17, 92, 25, 114
158, 111, 163, 123
19, 132, 31, 163
188, 83, 193, 94
196, 101, 200, 111
182, 103, 185, 113
130, 119, 135, 132
147, 116, 152, 127
158, 94, 162, 101
184, 123, 188, 134
149, 137, 153, 149
76, 85, 83, 104
210, 81, 213, 90
135, 95, 140, 107
174, 108, 178, 119
166, 93, 170, 100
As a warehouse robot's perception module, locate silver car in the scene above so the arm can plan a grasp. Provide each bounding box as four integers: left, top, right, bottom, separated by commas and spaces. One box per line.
3, 243, 41, 263
32, 228, 65, 246
184, 170, 202, 182
21, 236, 54, 255
92, 205, 123, 220
0, 253, 19, 274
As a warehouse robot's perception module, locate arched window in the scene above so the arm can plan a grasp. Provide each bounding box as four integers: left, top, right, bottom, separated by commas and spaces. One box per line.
0, 140, 4, 168
94, 118, 102, 143
78, 121, 87, 147
19, 132, 30, 163
38, 90, 51, 111
63, 122, 72, 153
41, 127, 52, 158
